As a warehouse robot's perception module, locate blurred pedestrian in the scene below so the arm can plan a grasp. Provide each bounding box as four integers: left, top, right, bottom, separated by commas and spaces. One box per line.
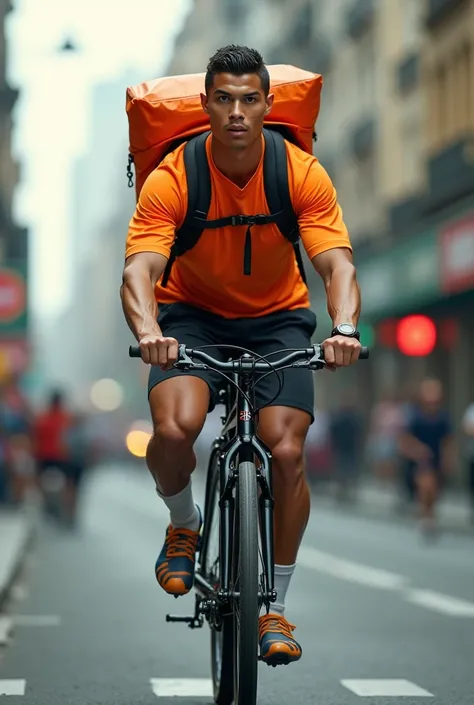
33, 389, 74, 520
399, 379, 455, 538
367, 390, 405, 480
305, 404, 332, 484
0, 377, 34, 505
63, 411, 92, 526
461, 401, 474, 524
329, 393, 364, 503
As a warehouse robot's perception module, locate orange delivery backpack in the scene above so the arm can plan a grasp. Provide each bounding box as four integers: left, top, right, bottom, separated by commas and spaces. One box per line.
126, 65, 323, 285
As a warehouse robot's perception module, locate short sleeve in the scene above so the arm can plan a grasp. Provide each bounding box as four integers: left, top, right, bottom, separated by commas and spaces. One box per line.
294, 161, 352, 260
125, 158, 187, 260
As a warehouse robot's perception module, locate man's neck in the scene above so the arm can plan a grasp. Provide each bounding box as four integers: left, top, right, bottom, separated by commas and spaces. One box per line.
210, 134, 263, 188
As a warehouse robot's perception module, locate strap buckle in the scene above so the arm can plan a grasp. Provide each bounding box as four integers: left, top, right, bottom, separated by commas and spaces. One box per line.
231, 214, 247, 226
231, 213, 269, 226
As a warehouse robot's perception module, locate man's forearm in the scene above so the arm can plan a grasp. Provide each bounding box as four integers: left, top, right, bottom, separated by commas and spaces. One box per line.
322, 261, 361, 327
120, 270, 161, 341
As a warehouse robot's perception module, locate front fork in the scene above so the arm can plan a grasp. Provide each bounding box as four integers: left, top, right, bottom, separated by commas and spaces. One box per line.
218, 435, 276, 609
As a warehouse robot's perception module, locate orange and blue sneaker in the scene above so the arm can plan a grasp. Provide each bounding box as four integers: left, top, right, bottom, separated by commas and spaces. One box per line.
259, 613, 302, 666
155, 508, 202, 597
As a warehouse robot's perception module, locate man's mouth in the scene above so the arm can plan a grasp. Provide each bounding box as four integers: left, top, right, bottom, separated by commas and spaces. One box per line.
228, 125, 247, 132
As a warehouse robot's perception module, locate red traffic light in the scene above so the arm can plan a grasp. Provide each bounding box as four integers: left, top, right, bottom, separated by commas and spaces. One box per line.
396, 315, 436, 356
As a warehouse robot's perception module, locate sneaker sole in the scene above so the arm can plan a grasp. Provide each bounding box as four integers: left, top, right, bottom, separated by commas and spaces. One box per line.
261, 652, 301, 667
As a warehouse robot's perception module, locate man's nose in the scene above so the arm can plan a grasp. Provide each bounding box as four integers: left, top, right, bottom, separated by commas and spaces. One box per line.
229, 100, 244, 120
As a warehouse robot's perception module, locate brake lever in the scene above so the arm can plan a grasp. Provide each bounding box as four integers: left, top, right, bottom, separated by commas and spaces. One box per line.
308, 344, 326, 371
173, 345, 195, 370
174, 361, 208, 371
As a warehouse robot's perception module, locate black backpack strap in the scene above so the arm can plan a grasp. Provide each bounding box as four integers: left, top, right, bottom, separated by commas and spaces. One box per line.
161, 131, 211, 287
162, 128, 308, 287
262, 128, 307, 284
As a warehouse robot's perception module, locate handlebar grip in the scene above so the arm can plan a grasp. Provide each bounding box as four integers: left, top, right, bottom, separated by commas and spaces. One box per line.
359, 346, 369, 359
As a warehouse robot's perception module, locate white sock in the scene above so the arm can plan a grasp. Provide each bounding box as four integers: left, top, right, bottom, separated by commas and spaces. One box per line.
270, 563, 296, 616
156, 481, 200, 531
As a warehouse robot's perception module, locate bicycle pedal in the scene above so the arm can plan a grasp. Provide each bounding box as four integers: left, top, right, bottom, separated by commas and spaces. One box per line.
165, 614, 203, 629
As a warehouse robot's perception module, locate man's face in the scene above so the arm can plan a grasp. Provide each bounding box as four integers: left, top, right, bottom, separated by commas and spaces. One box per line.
201, 72, 273, 150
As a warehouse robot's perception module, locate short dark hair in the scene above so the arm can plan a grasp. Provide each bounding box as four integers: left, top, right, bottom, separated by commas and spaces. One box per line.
205, 45, 270, 96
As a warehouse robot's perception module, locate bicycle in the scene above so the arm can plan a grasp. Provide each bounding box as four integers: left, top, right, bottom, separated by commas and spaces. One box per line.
129, 341, 369, 705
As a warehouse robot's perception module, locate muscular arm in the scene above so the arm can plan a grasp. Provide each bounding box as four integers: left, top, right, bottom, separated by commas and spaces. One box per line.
311, 247, 361, 327
120, 252, 168, 341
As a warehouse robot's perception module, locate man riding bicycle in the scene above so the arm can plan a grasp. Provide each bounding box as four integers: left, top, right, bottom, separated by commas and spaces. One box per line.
121, 45, 362, 665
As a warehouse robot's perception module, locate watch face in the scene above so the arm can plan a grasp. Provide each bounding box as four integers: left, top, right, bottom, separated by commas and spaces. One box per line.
338, 324, 355, 335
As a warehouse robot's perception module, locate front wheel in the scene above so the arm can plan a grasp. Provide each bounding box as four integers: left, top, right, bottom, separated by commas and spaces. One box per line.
200, 449, 234, 705
233, 462, 259, 705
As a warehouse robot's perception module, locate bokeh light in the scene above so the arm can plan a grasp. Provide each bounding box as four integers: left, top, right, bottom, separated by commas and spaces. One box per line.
89, 378, 124, 411
126, 429, 151, 458
396, 315, 437, 357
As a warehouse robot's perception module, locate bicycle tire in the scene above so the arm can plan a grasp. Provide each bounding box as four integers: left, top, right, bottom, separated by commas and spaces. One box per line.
233, 462, 259, 705
200, 450, 234, 705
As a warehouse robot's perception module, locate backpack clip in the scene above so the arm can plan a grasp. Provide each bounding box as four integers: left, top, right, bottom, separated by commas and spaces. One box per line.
231, 213, 269, 227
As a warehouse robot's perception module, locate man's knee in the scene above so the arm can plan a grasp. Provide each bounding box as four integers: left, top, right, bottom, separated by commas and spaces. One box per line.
272, 437, 305, 477
147, 378, 209, 458
153, 417, 202, 451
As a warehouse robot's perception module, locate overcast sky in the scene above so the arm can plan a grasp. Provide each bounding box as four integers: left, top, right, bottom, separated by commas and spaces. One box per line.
6, 0, 191, 320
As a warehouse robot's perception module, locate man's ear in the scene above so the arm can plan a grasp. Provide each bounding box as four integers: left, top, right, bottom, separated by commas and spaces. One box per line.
265, 92, 274, 116
201, 93, 209, 114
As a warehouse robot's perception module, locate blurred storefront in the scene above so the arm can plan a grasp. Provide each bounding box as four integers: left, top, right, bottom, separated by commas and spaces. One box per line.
358, 202, 474, 424
0, 1, 29, 387
355, 0, 474, 441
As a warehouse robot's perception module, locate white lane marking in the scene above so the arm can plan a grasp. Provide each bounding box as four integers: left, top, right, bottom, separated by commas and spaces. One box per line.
0, 617, 13, 645
0, 680, 26, 696
404, 589, 474, 617
341, 679, 433, 697
298, 546, 408, 590
150, 678, 213, 697
298, 545, 474, 617
14, 614, 62, 627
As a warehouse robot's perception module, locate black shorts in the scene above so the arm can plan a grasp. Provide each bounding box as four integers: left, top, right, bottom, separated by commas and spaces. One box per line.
148, 303, 317, 421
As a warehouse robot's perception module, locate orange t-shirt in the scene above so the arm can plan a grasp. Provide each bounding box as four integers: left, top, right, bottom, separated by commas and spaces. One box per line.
125, 134, 351, 319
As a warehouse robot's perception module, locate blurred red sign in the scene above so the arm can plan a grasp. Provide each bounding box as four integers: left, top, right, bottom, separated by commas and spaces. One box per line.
0, 269, 26, 322
440, 213, 474, 293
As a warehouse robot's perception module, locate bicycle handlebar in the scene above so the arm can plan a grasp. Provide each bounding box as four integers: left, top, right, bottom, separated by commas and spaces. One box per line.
129, 342, 369, 371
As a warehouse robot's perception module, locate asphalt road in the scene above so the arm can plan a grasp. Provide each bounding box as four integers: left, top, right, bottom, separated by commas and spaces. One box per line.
1, 464, 474, 704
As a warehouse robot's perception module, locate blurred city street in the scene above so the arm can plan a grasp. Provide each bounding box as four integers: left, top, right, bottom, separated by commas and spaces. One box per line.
1, 463, 474, 704
0, 0, 473, 703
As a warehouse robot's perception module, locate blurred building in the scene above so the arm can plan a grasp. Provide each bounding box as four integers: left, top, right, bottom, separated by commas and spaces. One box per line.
46, 74, 149, 419
329, 0, 474, 433
0, 0, 29, 381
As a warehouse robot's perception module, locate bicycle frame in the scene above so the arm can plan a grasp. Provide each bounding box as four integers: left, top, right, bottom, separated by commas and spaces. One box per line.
195, 361, 276, 612
129, 341, 368, 625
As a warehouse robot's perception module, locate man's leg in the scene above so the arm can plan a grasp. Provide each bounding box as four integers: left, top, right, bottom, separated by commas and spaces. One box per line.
146, 303, 224, 596
237, 307, 316, 665
256, 406, 311, 664
258, 406, 311, 586
147, 376, 210, 596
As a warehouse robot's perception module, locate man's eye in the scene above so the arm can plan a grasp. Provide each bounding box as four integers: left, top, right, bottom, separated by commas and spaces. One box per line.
245, 97, 256, 103
218, 96, 229, 102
